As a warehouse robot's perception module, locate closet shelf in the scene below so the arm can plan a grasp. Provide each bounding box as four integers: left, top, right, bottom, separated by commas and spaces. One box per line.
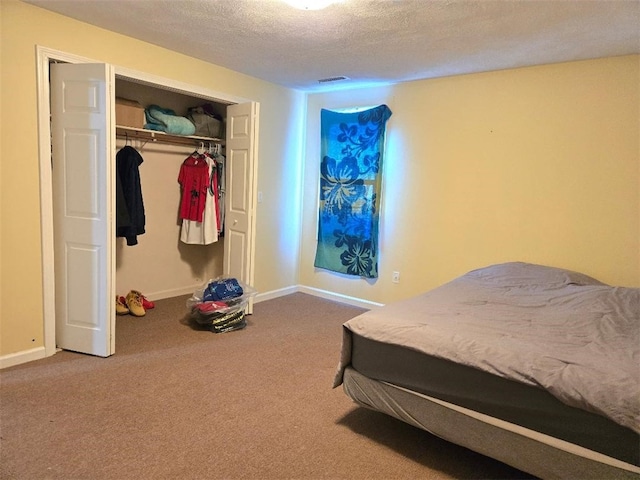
116, 125, 224, 147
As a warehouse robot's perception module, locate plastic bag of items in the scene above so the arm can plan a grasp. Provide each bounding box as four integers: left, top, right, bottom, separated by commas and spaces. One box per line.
187, 277, 256, 333
187, 104, 224, 138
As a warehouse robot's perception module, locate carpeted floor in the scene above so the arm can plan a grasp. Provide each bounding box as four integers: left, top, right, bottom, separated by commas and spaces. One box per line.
0, 293, 534, 479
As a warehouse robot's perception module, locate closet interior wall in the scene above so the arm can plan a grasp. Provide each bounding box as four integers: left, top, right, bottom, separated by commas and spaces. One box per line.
115, 78, 226, 301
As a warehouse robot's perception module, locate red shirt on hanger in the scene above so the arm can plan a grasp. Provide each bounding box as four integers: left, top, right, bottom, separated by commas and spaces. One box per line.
178, 154, 209, 222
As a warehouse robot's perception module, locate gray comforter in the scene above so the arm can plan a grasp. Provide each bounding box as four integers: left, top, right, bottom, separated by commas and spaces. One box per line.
335, 262, 640, 433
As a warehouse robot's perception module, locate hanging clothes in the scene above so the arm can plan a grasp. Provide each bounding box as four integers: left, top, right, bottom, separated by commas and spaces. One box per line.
116, 145, 146, 246
212, 147, 226, 235
180, 152, 219, 245
178, 151, 209, 222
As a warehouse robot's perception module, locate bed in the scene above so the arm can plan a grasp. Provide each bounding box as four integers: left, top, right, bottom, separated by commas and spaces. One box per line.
333, 262, 640, 479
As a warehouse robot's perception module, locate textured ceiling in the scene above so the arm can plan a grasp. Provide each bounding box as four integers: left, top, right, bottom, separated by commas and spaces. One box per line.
24, 0, 640, 92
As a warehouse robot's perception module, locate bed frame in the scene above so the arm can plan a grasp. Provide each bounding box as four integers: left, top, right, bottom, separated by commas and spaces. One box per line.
343, 367, 640, 479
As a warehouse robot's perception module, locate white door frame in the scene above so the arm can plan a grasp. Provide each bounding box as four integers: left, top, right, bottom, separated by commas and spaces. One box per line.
36, 45, 258, 358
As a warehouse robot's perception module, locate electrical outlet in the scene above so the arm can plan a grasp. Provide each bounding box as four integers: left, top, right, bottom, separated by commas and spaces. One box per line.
392, 271, 400, 283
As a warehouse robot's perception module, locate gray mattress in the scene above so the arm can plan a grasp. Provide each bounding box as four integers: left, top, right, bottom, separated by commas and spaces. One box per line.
334, 262, 640, 478
350, 332, 639, 466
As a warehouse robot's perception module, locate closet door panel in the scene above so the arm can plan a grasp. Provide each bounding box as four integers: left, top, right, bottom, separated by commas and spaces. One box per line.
51, 63, 114, 357
224, 102, 258, 300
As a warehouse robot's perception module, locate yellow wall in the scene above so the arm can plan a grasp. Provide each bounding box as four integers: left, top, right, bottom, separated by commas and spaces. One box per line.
300, 56, 640, 303
2, 0, 639, 360
0, 0, 305, 356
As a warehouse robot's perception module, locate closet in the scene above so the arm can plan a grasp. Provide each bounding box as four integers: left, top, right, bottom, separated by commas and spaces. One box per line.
114, 78, 228, 301
44, 54, 258, 359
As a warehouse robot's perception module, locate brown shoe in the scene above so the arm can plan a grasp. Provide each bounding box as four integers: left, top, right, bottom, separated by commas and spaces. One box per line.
116, 296, 129, 315
126, 290, 146, 317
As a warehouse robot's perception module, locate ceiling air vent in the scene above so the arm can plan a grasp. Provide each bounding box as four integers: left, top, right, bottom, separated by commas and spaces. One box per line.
318, 76, 350, 84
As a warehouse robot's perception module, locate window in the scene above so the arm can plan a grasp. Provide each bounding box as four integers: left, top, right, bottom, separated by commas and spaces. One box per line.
314, 104, 392, 278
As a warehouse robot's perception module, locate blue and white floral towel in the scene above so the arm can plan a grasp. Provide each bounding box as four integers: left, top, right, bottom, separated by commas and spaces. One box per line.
314, 104, 392, 279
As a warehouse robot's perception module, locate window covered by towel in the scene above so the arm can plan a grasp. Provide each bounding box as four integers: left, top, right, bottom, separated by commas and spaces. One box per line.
314, 105, 392, 278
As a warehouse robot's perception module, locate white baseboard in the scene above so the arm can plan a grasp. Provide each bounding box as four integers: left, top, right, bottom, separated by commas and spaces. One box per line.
255, 284, 382, 310
150, 283, 381, 311
0, 347, 46, 370
228, 285, 384, 309
146, 284, 202, 301
1, 285, 377, 369
296, 285, 383, 309
254, 285, 298, 303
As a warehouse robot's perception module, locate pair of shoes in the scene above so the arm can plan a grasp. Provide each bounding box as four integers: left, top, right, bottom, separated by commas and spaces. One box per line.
116, 296, 129, 315
125, 290, 146, 317
116, 291, 155, 317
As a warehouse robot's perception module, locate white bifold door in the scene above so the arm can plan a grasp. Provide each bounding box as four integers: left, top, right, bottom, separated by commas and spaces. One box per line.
50, 62, 258, 357
50, 63, 115, 357
223, 102, 259, 313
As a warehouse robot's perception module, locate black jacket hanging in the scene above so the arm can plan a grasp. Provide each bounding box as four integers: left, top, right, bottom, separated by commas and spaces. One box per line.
116, 146, 146, 246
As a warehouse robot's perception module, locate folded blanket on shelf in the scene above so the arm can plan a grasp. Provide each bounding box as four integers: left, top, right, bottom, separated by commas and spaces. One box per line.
144, 104, 196, 136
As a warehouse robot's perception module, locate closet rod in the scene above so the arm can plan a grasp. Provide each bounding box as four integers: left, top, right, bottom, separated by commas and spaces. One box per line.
115, 125, 224, 147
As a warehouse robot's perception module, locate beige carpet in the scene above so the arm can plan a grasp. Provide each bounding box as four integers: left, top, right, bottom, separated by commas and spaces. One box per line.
0, 293, 534, 480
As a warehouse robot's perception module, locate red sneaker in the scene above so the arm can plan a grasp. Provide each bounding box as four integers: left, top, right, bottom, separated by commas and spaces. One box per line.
141, 294, 155, 310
